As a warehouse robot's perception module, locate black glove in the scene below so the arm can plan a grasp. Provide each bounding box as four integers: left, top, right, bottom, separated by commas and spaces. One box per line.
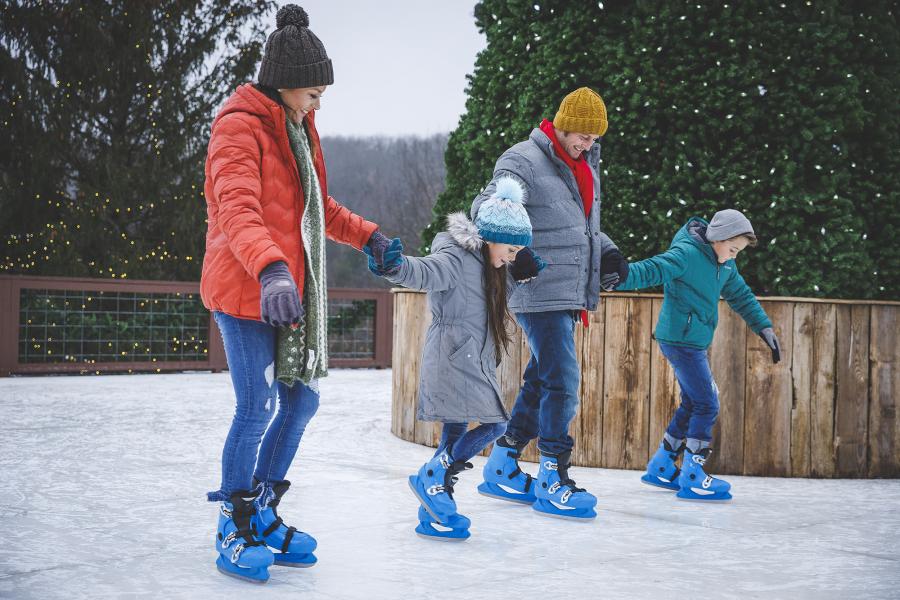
259, 261, 304, 327
600, 247, 629, 290
759, 327, 781, 364
510, 248, 547, 282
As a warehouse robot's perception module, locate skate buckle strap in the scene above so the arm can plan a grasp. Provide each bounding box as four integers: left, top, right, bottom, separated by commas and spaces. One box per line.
426, 484, 447, 496
224, 529, 265, 549
221, 531, 238, 549
231, 544, 245, 564
282, 527, 297, 553
220, 505, 232, 518
263, 516, 283, 538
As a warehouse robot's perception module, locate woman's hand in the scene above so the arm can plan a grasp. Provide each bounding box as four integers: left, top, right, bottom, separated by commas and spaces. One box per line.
259, 261, 304, 327
363, 237, 404, 276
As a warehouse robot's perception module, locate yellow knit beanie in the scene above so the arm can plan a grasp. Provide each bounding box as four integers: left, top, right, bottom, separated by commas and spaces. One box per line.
553, 87, 608, 136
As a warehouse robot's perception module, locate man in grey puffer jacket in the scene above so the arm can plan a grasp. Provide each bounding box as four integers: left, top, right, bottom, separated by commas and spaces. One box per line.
473, 87, 628, 519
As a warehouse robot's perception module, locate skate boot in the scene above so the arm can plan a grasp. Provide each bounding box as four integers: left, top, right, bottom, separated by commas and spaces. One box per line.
253, 479, 317, 567
676, 448, 732, 501
477, 436, 537, 504
215, 490, 274, 583
408, 449, 472, 525
641, 438, 685, 491
415, 506, 471, 541
533, 451, 597, 520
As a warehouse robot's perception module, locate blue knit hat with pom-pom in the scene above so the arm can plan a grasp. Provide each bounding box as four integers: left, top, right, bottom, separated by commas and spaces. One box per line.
475, 177, 532, 246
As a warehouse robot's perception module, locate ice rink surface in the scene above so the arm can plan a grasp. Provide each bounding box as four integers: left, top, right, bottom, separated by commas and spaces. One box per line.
1, 369, 898, 599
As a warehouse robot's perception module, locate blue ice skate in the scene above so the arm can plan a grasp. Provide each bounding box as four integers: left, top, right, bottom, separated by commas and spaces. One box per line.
408, 450, 472, 524
477, 436, 537, 504
676, 448, 732, 501
532, 451, 597, 520
215, 490, 274, 584
641, 438, 684, 491
253, 480, 317, 568
415, 506, 471, 541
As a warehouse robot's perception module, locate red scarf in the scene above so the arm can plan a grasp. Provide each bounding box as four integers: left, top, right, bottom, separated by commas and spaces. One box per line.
540, 119, 594, 219
539, 119, 594, 327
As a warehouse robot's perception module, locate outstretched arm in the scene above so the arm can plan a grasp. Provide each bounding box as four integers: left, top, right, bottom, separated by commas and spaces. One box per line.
616, 246, 689, 291
374, 248, 464, 293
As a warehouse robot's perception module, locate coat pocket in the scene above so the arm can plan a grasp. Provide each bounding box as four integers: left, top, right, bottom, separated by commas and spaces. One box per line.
448, 336, 477, 363
530, 247, 582, 304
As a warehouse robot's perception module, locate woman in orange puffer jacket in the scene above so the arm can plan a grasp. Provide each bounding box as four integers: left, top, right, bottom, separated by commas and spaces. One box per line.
201, 5, 398, 583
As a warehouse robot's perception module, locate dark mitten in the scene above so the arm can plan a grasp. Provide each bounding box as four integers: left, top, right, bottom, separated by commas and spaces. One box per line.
600, 247, 629, 282
510, 247, 547, 282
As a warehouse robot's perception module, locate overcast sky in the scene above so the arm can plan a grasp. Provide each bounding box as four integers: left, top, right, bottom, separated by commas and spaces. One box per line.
266, 1, 486, 137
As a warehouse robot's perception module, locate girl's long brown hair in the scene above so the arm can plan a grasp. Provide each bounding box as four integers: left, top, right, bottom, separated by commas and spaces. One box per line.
481, 244, 512, 364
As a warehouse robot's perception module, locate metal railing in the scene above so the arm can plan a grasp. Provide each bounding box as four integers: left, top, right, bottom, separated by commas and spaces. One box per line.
0, 276, 392, 375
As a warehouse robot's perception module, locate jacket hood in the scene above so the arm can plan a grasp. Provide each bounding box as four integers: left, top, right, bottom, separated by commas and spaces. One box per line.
674, 216, 717, 262
435, 212, 484, 254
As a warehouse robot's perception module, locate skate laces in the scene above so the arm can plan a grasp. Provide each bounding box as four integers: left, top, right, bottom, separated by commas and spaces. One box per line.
556, 461, 585, 493
444, 461, 473, 498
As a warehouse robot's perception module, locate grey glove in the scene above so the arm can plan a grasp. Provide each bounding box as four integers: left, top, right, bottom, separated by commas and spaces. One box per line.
259, 261, 303, 327
600, 273, 620, 291
759, 327, 781, 364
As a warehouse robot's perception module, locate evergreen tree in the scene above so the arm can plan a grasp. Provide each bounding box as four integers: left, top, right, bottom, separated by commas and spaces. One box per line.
1, 0, 275, 279
430, 0, 899, 299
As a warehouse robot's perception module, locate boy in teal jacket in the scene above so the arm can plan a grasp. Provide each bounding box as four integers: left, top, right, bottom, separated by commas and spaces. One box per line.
617, 209, 780, 501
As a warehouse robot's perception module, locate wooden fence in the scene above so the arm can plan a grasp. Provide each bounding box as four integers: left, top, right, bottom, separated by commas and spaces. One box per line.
0, 275, 393, 376
391, 290, 900, 478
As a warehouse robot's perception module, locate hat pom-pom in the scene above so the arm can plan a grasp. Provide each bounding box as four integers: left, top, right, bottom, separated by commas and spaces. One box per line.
276, 4, 310, 29
493, 176, 525, 205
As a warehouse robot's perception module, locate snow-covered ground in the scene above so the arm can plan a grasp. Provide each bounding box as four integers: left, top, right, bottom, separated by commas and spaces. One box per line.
1, 369, 898, 599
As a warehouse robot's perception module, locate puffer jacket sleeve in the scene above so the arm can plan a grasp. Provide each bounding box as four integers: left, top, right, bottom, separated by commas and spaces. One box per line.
385, 248, 463, 293
721, 266, 773, 333
323, 195, 379, 249
470, 151, 535, 219
598, 232, 619, 257
617, 245, 690, 291
208, 114, 288, 279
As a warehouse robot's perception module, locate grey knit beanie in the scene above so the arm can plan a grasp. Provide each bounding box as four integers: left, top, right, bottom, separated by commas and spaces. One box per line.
705, 209, 755, 242
257, 5, 334, 89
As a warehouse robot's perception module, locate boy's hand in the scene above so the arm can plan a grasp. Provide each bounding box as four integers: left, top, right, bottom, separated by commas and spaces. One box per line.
510, 247, 546, 282
759, 327, 781, 364
600, 273, 620, 291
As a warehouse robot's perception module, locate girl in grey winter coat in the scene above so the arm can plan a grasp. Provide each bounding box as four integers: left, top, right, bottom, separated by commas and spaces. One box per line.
366, 178, 543, 540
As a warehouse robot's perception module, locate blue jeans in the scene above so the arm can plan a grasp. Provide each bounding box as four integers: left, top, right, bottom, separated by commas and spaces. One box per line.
506, 310, 580, 456
435, 421, 507, 463
207, 312, 320, 503
658, 342, 719, 444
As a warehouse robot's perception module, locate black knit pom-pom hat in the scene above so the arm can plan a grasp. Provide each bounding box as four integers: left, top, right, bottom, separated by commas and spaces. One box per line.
257, 4, 334, 89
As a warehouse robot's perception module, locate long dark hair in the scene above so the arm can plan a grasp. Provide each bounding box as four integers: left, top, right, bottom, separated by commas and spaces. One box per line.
481, 244, 512, 364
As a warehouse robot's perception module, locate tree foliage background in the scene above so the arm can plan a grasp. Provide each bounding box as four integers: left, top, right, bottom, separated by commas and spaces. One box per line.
0, 1, 444, 288
1, 0, 275, 280
428, 0, 899, 299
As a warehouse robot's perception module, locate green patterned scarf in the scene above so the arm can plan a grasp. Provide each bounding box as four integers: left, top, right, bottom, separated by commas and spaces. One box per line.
276, 118, 328, 387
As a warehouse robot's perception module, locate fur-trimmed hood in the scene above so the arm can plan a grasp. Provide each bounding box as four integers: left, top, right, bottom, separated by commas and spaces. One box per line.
443, 212, 483, 252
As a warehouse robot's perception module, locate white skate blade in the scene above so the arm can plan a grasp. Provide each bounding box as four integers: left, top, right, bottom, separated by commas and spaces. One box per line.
477, 488, 534, 505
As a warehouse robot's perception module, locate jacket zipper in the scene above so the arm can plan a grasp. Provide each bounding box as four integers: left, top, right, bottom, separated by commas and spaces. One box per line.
683, 313, 693, 336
